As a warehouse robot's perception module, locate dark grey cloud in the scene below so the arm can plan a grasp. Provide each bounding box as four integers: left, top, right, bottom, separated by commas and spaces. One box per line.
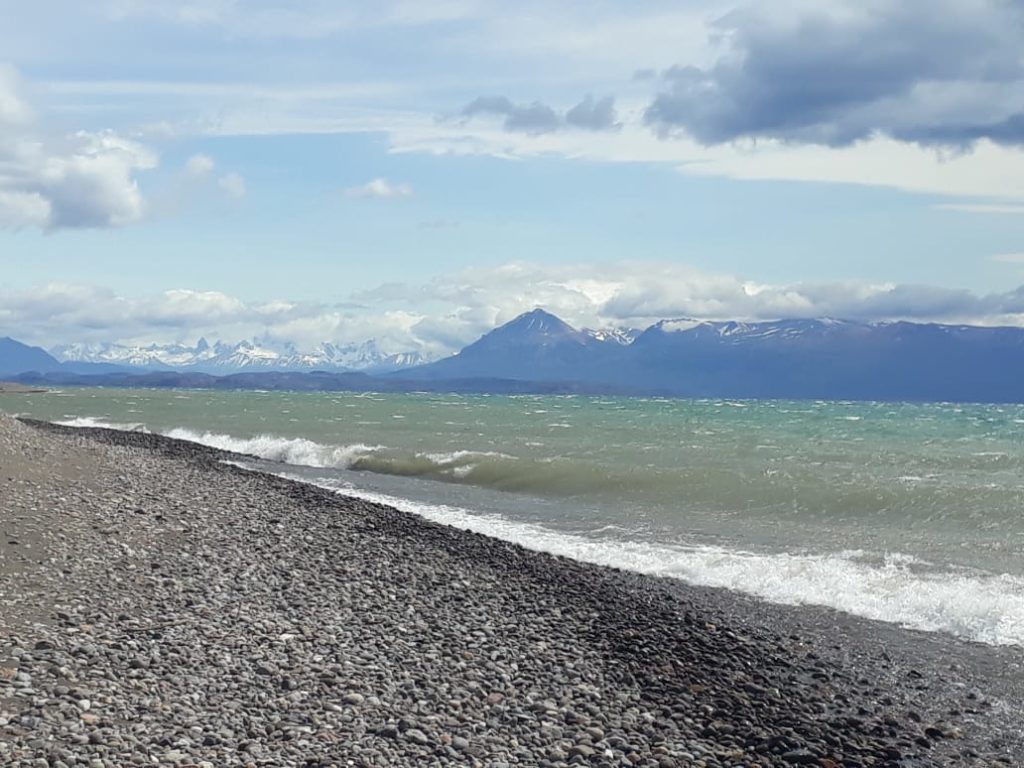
461, 96, 561, 134
460, 94, 619, 134
565, 95, 620, 131
645, 0, 1024, 147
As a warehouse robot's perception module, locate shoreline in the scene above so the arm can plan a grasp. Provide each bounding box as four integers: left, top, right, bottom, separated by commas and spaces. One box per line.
1, 416, 1022, 766
0, 383, 47, 394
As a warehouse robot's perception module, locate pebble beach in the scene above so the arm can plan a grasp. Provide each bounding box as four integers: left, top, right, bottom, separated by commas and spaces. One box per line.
1, 413, 1022, 767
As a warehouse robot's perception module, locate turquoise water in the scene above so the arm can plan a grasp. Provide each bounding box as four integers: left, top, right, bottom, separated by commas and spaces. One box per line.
4, 387, 1023, 645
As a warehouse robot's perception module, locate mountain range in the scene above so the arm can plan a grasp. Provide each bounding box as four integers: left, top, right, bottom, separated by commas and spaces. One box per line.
398, 310, 1024, 401
50, 338, 426, 374
4, 309, 1024, 402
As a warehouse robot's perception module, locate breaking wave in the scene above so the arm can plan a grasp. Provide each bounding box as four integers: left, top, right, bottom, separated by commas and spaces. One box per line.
145, 427, 663, 497
164, 428, 384, 470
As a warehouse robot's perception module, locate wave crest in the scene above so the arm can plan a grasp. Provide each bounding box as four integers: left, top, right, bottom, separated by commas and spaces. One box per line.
154, 427, 652, 497
164, 428, 383, 469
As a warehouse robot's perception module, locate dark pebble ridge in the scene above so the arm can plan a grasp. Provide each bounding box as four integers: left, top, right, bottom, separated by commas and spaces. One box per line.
1, 418, 1022, 767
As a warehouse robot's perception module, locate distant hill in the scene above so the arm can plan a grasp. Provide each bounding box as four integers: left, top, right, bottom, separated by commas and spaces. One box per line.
0, 337, 131, 377
0, 337, 63, 376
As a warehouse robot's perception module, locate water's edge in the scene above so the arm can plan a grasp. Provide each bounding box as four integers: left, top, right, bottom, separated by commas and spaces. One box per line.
30, 414, 1024, 648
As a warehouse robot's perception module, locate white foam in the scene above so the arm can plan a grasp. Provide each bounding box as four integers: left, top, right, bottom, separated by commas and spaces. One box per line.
56, 416, 151, 432
259, 467, 1024, 647
420, 449, 515, 463
164, 428, 382, 469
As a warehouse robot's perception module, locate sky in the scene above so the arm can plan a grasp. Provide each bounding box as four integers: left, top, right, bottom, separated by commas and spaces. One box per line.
3, 0, 1024, 357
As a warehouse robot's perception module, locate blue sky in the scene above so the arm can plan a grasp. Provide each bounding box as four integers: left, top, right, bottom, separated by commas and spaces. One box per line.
3, 0, 1024, 355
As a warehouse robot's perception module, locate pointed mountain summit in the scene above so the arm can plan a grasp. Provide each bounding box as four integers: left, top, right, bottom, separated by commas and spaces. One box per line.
470, 309, 592, 350
395, 309, 627, 381
498, 308, 574, 335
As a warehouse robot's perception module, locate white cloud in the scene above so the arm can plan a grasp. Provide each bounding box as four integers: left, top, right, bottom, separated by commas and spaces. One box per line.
1, 284, 307, 345
185, 153, 214, 176
217, 171, 246, 199
991, 253, 1024, 264
150, 288, 247, 322
0, 67, 157, 230
356, 261, 1024, 341
343, 177, 412, 199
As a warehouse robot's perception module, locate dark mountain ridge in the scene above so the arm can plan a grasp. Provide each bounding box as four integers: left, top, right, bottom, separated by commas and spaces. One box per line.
0, 337, 63, 376
0, 337, 131, 377
396, 311, 1024, 402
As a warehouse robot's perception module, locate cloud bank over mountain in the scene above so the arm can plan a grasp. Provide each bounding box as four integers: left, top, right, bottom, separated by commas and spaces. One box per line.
5, 263, 1024, 355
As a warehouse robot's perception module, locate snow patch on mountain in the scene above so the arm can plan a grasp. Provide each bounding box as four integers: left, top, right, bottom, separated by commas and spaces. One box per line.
582, 327, 639, 345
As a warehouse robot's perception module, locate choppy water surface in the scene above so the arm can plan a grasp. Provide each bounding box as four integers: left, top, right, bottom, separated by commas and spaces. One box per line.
4, 387, 1023, 645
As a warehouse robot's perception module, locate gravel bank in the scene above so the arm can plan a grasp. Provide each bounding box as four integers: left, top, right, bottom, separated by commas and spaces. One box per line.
1, 415, 1021, 767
